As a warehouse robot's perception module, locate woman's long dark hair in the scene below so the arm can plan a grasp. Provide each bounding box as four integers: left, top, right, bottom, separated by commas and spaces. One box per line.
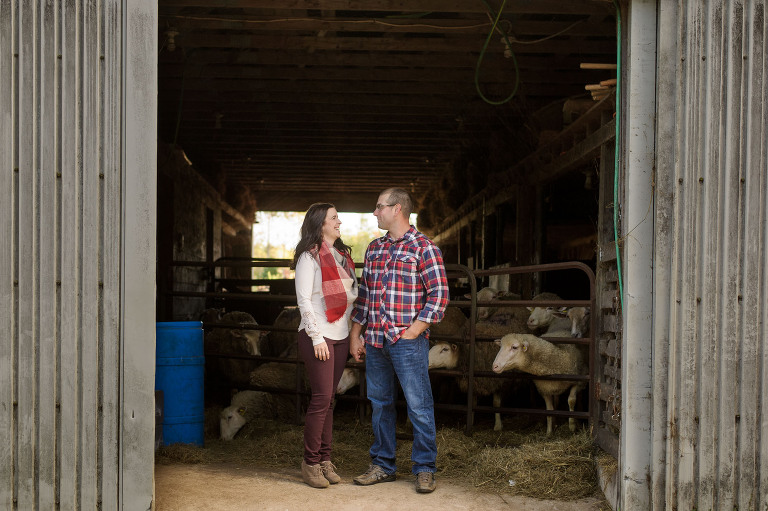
291, 202, 352, 269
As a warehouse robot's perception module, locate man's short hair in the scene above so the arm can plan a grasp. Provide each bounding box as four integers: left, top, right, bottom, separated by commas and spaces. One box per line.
383, 187, 413, 217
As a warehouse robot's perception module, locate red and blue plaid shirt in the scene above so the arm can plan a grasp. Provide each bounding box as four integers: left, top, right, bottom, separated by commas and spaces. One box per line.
351, 226, 449, 347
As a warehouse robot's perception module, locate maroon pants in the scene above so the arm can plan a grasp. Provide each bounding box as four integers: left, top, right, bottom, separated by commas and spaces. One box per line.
297, 329, 349, 464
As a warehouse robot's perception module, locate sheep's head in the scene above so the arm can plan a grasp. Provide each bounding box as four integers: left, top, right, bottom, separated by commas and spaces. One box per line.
526, 293, 563, 332
567, 307, 590, 338
473, 287, 500, 320
241, 329, 267, 356
492, 334, 529, 373
526, 306, 560, 331
336, 367, 359, 394
219, 405, 247, 441
428, 342, 459, 369
551, 306, 591, 338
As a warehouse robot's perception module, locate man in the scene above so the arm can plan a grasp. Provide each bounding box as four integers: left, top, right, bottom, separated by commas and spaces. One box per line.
349, 187, 449, 494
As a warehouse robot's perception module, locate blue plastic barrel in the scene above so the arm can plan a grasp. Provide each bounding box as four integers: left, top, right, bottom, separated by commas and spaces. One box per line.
155, 321, 205, 446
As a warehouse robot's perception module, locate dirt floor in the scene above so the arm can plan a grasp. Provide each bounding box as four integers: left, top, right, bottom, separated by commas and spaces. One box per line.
154, 462, 608, 511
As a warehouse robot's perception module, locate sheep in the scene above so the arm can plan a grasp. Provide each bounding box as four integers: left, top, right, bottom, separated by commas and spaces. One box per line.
459, 287, 529, 338
336, 367, 360, 395
219, 390, 271, 441
553, 306, 591, 338
467, 287, 522, 321
220, 311, 267, 355
263, 307, 301, 358
219, 385, 302, 440
430, 305, 469, 340
249, 361, 307, 392
199, 307, 224, 328
525, 292, 564, 334
492, 333, 587, 436
428, 340, 512, 431
204, 311, 267, 392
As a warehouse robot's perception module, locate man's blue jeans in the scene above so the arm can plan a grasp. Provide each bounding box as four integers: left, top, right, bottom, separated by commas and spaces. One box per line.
365, 334, 437, 475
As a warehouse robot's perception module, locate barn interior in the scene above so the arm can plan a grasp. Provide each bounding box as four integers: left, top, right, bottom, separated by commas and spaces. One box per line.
155, 0, 621, 450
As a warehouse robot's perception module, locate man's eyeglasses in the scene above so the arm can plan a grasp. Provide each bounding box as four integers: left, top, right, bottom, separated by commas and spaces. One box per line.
375, 203, 396, 211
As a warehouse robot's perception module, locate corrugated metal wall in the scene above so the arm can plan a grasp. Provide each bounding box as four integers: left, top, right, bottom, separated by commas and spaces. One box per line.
0, 1, 156, 509
652, 0, 768, 509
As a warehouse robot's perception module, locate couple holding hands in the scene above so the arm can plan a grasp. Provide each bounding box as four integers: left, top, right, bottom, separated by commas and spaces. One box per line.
292, 187, 449, 494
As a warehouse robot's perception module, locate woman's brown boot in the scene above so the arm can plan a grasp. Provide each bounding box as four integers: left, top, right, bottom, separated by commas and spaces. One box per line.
301, 460, 329, 488
319, 460, 341, 484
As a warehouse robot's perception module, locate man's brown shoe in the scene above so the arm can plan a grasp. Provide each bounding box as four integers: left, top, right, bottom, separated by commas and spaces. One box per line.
353, 464, 396, 486
415, 471, 436, 493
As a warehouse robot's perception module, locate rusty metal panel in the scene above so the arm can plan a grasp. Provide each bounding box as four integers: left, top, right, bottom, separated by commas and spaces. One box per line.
0, 0, 154, 509
654, 1, 768, 509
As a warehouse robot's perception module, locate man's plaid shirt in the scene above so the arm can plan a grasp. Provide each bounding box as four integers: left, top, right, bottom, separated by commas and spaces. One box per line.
351, 226, 449, 348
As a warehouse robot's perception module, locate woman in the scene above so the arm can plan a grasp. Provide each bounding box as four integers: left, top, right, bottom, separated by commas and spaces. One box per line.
292, 203, 358, 488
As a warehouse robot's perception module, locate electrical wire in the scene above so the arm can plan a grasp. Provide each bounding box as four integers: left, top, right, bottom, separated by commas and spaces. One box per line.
612, 0, 624, 312
475, 0, 519, 106
504, 19, 586, 45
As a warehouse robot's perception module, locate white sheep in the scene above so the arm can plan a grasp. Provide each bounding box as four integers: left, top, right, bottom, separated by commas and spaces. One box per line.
249, 361, 307, 392
204, 311, 267, 389
525, 292, 564, 333
430, 305, 469, 340
552, 306, 591, 338
220, 311, 267, 356
469, 287, 523, 321
219, 390, 271, 440
264, 307, 301, 358
336, 367, 360, 394
492, 333, 587, 436
428, 340, 511, 431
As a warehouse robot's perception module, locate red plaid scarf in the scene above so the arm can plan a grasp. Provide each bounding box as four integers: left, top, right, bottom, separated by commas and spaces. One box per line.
315, 241, 356, 323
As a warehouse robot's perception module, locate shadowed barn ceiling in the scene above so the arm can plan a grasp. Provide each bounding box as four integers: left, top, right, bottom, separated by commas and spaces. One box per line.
158, 0, 617, 213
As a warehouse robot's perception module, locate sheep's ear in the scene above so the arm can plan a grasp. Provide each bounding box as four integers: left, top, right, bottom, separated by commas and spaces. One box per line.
522, 342, 528, 352
463, 292, 472, 299
237, 406, 247, 416
494, 338, 501, 346
552, 309, 567, 318
526, 306, 533, 312
451, 343, 459, 352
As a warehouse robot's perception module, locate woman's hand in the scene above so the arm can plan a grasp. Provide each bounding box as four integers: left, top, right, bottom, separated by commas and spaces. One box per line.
314, 341, 330, 361
349, 335, 366, 362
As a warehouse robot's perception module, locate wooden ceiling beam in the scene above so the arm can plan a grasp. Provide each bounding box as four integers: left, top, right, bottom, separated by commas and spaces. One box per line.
160, 107, 461, 120
158, 64, 592, 86
159, 78, 577, 97
157, 90, 474, 108
159, 0, 614, 16
159, 64, 521, 84
171, 135, 455, 145
236, 178, 439, 187
159, 16, 614, 38
166, 48, 606, 70
173, 33, 615, 54
172, 140, 456, 153
160, 102, 458, 116
234, 172, 440, 180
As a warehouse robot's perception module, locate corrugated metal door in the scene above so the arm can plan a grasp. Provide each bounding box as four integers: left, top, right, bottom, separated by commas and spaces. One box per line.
652, 1, 768, 509
0, 1, 156, 509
